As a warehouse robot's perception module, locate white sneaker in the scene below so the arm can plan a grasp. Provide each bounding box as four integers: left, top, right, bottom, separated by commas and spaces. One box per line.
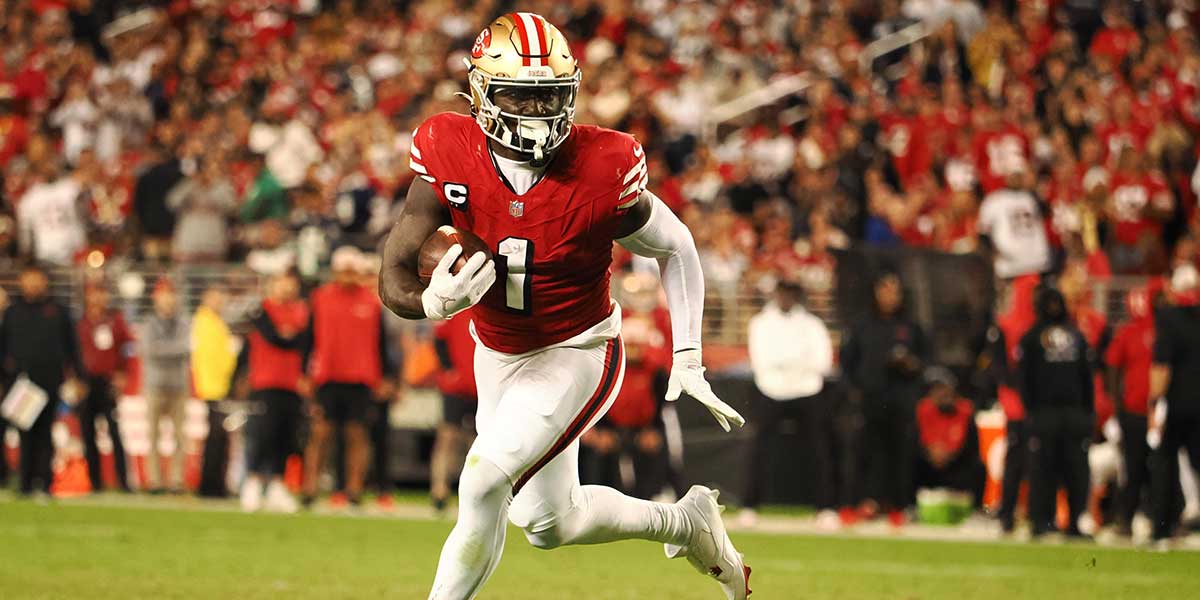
240, 476, 263, 513
665, 486, 752, 599
264, 479, 299, 514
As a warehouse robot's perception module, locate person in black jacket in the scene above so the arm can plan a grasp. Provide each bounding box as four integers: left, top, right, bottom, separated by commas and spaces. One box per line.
1148, 265, 1200, 547
1018, 285, 1094, 538
840, 272, 928, 523
0, 263, 85, 496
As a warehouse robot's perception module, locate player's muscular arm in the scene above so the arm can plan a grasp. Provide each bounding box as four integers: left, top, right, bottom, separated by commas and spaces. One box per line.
617, 191, 745, 431
379, 177, 450, 320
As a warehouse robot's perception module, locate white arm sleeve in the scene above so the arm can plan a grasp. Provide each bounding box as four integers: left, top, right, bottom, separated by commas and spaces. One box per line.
616, 191, 703, 352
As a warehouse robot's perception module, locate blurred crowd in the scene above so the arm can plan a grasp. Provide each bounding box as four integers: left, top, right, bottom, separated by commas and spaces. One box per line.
3, 1, 1197, 295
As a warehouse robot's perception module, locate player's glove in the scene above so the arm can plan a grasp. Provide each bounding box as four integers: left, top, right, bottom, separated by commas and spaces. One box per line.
421, 244, 496, 321
666, 348, 746, 432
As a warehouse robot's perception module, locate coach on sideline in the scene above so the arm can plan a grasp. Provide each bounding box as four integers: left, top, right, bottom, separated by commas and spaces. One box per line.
302, 247, 397, 506
1149, 264, 1200, 547
0, 263, 85, 496
743, 279, 834, 524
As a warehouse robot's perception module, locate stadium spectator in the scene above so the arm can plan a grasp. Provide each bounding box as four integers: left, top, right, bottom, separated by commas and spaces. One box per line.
431, 312, 476, 513
166, 155, 237, 263
76, 281, 133, 492
1104, 286, 1158, 537
580, 274, 674, 502
744, 279, 834, 525
191, 285, 237, 498
16, 151, 91, 265
1018, 285, 1094, 538
0, 263, 84, 496
1150, 264, 1200, 548
978, 173, 1051, 280
131, 144, 184, 263
138, 278, 191, 493
302, 247, 396, 507
841, 272, 928, 525
913, 368, 984, 502
240, 270, 307, 513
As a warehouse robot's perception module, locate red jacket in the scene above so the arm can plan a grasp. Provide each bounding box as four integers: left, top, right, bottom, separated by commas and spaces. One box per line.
308, 283, 387, 387
916, 396, 974, 457
1105, 317, 1154, 416
77, 310, 134, 377
435, 314, 477, 399
247, 298, 309, 392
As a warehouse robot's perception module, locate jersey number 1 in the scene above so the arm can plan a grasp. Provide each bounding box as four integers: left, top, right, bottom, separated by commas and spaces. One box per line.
496, 237, 533, 314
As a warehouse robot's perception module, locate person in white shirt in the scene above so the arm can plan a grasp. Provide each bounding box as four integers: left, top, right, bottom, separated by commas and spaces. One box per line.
978, 174, 1052, 279
742, 280, 836, 527
17, 161, 90, 266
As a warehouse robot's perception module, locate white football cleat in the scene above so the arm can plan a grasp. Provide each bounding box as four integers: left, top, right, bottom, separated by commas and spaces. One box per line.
665, 485, 752, 599
240, 476, 263, 513
264, 479, 299, 514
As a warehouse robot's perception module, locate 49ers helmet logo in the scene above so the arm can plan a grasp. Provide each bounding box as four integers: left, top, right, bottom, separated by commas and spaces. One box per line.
471, 28, 492, 59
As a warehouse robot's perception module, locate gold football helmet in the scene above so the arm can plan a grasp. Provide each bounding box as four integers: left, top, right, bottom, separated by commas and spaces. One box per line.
466, 12, 580, 162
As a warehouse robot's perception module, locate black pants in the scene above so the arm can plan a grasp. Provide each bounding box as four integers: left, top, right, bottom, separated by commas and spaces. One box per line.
1027, 408, 1091, 535
0, 415, 10, 483
863, 394, 916, 511
1117, 412, 1151, 528
198, 403, 231, 497
745, 390, 834, 509
78, 376, 129, 492
369, 401, 391, 494
579, 426, 671, 500
914, 449, 985, 500
1151, 413, 1200, 540
19, 400, 57, 495
998, 419, 1029, 529
249, 390, 302, 477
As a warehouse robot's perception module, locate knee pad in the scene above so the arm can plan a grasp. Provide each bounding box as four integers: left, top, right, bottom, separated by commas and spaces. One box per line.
509, 487, 586, 550
456, 454, 512, 508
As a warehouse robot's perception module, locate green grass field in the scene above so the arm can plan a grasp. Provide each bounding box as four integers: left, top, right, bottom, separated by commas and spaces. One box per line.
1, 499, 1197, 599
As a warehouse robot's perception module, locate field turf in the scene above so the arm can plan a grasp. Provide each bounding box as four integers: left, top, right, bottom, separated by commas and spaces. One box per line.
1, 499, 1196, 599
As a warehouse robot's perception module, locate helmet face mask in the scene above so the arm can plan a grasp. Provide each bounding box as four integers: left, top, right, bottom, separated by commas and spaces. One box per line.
466, 13, 580, 164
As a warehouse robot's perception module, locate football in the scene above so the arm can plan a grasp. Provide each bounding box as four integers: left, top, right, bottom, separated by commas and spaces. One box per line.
418, 225, 493, 284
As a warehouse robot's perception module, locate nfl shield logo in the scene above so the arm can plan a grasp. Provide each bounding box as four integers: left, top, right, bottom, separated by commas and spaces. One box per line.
509, 200, 524, 217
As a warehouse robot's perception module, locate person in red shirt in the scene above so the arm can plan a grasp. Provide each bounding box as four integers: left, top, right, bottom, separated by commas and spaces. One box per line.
303, 247, 397, 507
580, 275, 674, 500
1104, 286, 1157, 536
914, 368, 983, 500
1107, 148, 1173, 274
431, 313, 477, 513
75, 281, 134, 492
240, 269, 309, 513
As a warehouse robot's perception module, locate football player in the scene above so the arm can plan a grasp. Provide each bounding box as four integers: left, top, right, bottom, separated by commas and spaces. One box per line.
379, 13, 750, 600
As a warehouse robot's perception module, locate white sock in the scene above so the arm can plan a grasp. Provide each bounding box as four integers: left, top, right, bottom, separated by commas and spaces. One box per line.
428, 457, 512, 600
560, 485, 693, 547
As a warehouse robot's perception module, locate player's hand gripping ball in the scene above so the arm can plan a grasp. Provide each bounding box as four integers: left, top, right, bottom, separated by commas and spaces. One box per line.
419, 226, 496, 321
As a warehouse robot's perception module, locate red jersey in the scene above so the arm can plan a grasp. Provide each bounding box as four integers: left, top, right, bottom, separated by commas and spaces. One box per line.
1104, 318, 1154, 415
410, 112, 647, 354
973, 125, 1029, 193
1110, 172, 1173, 245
